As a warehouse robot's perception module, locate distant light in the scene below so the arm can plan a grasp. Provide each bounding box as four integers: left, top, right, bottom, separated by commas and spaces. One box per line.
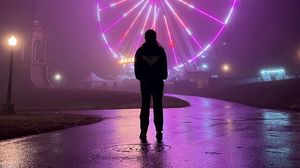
119, 57, 134, 64
260, 68, 286, 81
54, 73, 62, 81
260, 68, 285, 74
211, 74, 219, 78
222, 64, 231, 72
178, 64, 184, 68
8, 35, 17, 47
202, 64, 208, 69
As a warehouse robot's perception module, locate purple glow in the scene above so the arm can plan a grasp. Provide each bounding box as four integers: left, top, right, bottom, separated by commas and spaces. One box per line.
97, 0, 237, 69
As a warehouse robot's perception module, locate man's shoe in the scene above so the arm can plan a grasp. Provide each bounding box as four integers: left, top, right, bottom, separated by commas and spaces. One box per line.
156, 132, 163, 142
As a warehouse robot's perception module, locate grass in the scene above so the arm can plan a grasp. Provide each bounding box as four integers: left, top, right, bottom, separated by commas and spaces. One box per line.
0, 88, 190, 111
0, 113, 102, 140
169, 78, 300, 111
0, 88, 189, 141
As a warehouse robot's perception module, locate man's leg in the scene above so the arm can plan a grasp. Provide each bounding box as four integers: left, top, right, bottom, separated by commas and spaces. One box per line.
153, 81, 164, 134
140, 82, 151, 138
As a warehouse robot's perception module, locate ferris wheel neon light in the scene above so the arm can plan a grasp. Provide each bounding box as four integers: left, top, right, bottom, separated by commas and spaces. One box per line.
97, 0, 237, 69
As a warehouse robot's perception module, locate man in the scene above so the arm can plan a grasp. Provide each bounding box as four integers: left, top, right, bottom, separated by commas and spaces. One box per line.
134, 29, 168, 142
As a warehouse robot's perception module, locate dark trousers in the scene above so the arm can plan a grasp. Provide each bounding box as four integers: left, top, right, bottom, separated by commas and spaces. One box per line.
140, 80, 164, 134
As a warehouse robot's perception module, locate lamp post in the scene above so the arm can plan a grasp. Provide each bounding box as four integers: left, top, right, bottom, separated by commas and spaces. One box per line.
3, 35, 17, 115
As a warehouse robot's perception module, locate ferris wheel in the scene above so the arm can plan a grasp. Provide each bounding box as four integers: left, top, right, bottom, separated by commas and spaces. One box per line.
97, 0, 237, 70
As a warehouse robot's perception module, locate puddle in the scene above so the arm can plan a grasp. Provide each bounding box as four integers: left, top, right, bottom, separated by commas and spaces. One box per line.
104, 143, 172, 153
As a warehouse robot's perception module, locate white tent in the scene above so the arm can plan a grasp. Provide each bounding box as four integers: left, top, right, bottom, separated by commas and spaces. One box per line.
80, 72, 114, 88
81, 72, 108, 83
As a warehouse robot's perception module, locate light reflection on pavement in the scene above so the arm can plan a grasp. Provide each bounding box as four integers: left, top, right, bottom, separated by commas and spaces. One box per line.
0, 95, 300, 167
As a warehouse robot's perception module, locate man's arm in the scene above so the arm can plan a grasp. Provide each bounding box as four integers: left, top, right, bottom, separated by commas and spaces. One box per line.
134, 48, 142, 80
162, 49, 168, 80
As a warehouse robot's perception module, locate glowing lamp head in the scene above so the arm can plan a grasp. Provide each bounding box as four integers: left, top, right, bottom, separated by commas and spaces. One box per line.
54, 73, 62, 81
8, 35, 17, 47
222, 64, 231, 72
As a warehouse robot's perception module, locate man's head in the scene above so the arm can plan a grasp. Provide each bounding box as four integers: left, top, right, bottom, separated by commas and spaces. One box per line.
145, 29, 157, 43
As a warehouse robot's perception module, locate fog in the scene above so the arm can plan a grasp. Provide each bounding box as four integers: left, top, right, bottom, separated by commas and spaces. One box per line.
0, 0, 300, 87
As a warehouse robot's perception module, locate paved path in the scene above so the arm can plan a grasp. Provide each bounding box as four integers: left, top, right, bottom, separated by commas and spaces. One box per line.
1, 95, 300, 168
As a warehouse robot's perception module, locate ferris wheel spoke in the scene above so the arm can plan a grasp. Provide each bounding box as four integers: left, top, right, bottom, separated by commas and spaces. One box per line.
133, 5, 153, 51
110, 0, 129, 7
103, 0, 145, 33
116, 1, 149, 50
161, 1, 191, 63
126, 10, 149, 56
177, 0, 224, 25
152, 5, 159, 30
98, 0, 130, 12
164, 0, 203, 50
224, 0, 237, 24
128, 31, 142, 56
141, 5, 153, 36
163, 15, 178, 66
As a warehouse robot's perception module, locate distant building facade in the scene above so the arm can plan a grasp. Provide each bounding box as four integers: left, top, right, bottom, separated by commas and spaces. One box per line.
30, 20, 52, 88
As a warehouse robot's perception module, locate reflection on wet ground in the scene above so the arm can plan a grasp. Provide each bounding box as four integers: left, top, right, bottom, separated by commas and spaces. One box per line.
0, 95, 300, 167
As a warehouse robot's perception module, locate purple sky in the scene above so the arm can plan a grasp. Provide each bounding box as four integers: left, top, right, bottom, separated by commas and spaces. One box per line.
222, 0, 300, 76
1, 0, 300, 83
35, 0, 118, 81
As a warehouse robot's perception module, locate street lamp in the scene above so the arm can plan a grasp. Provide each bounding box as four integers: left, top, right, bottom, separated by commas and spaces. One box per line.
8, 36, 17, 46
3, 35, 17, 114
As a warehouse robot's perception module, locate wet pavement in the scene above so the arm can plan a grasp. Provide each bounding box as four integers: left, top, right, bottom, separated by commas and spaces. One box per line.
1, 94, 300, 168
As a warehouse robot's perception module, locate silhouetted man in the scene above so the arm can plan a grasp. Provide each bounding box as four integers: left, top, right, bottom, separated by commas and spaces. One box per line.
135, 29, 168, 141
